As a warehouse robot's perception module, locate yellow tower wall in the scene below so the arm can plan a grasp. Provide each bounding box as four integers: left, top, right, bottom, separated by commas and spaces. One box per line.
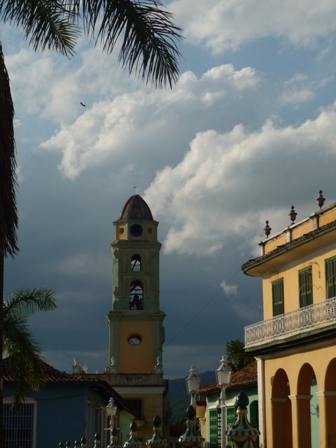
118, 320, 154, 373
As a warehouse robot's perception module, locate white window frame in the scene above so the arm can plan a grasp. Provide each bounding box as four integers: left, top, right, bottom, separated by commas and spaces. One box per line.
3, 396, 37, 448
95, 404, 107, 446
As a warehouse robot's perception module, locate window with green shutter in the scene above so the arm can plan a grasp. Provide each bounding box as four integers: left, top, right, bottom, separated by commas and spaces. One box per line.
272, 278, 284, 316
299, 267, 313, 307
209, 408, 220, 448
226, 405, 236, 429
325, 256, 336, 299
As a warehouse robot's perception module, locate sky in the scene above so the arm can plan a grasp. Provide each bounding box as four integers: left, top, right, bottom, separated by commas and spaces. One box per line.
3, 0, 336, 382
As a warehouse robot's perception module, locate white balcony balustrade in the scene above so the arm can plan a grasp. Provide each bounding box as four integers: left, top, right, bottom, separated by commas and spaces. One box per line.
245, 296, 336, 348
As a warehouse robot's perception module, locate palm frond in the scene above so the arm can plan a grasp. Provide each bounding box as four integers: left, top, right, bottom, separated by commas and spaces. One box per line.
3, 312, 38, 354
3, 315, 46, 409
1, 0, 182, 85
4, 287, 56, 317
0, 44, 18, 257
3, 287, 56, 407
72, 0, 183, 87
7, 351, 46, 409
0, 0, 79, 56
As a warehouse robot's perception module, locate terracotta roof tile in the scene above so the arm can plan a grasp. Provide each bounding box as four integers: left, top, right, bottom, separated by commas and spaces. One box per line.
2, 357, 125, 408
3, 357, 91, 383
229, 360, 257, 388
198, 361, 257, 394
198, 382, 220, 394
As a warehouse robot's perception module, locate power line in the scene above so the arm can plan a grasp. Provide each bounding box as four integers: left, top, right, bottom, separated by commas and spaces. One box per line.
165, 266, 241, 347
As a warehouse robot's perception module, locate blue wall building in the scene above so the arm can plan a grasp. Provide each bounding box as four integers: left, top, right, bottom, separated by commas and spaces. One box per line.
3, 357, 126, 448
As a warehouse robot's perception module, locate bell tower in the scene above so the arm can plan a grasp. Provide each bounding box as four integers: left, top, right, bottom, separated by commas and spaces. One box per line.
106, 195, 168, 442
107, 194, 165, 373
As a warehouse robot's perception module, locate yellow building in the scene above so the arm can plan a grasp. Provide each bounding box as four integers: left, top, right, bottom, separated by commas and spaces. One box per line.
242, 197, 336, 448
101, 194, 168, 442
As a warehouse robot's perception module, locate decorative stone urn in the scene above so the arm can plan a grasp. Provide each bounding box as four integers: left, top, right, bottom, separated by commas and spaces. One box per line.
226, 391, 260, 448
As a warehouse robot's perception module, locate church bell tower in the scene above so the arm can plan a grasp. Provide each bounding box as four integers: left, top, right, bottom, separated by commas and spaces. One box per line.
107, 194, 165, 372
106, 195, 167, 440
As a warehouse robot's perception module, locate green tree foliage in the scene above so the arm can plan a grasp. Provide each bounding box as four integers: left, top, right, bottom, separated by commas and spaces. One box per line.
226, 339, 254, 373
3, 287, 56, 409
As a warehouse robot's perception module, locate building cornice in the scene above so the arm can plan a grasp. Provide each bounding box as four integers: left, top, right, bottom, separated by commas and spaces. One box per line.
242, 220, 336, 276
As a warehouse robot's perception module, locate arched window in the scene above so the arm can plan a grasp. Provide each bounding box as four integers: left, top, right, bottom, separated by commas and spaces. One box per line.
131, 254, 141, 272
130, 280, 143, 310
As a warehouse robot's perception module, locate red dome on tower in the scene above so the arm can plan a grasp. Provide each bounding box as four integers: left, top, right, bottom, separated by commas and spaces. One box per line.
118, 195, 153, 220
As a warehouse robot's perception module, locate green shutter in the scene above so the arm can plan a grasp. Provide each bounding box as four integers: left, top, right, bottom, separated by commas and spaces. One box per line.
326, 257, 336, 299
299, 267, 312, 307
226, 405, 236, 428
209, 409, 220, 448
272, 279, 284, 316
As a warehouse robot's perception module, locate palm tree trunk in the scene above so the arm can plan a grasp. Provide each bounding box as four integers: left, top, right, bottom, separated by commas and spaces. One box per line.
0, 42, 19, 447
0, 253, 3, 445
0, 42, 18, 257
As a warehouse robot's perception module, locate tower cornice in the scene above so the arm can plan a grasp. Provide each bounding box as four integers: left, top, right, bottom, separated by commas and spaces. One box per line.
107, 310, 166, 322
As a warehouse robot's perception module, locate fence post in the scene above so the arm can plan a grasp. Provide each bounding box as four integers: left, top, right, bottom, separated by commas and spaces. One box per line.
124, 422, 143, 448
146, 415, 168, 448
178, 405, 205, 448
226, 391, 260, 448
94, 433, 101, 448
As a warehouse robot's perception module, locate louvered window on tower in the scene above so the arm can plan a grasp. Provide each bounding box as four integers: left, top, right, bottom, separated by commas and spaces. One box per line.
131, 254, 141, 271
130, 280, 144, 310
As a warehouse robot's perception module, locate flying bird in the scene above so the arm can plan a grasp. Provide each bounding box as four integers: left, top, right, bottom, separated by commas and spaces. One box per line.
80, 102, 86, 107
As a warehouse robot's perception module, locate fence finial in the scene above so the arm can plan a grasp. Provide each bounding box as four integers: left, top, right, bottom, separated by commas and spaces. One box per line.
226, 390, 260, 447
146, 416, 167, 448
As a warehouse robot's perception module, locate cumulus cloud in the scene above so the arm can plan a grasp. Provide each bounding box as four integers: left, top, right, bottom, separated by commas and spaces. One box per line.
281, 88, 315, 105
5, 11, 336, 377
221, 281, 238, 296
6, 38, 136, 126
170, 0, 336, 52
144, 103, 336, 256
40, 64, 287, 179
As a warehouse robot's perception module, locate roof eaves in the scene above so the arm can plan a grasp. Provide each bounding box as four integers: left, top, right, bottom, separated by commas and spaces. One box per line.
199, 362, 257, 394
242, 220, 336, 274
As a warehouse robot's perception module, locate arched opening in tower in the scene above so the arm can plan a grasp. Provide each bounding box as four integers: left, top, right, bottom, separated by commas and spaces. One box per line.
131, 254, 141, 271
130, 280, 144, 310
